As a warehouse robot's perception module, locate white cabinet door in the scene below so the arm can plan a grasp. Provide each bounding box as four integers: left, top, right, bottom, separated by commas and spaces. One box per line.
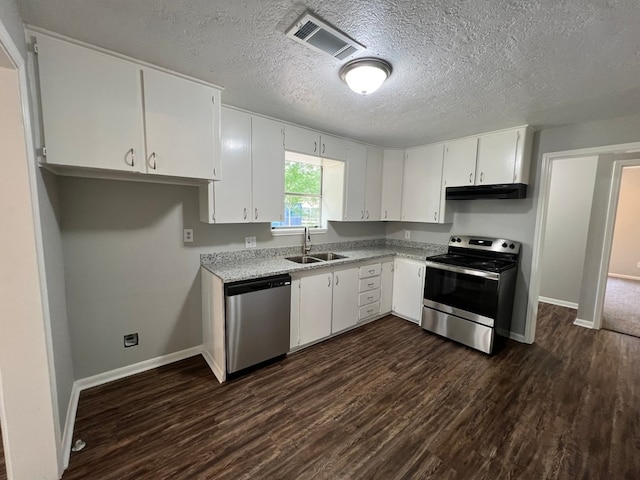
143, 68, 218, 179
343, 142, 367, 221
401, 144, 444, 223
299, 272, 333, 345
380, 260, 394, 315
284, 124, 320, 156
443, 137, 478, 188
380, 149, 404, 221
364, 147, 383, 221
476, 129, 520, 185
36, 34, 144, 172
392, 258, 426, 323
321, 134, 349, 161
213, 108, 252, 223
331, 268, 360, 333
252, 116, 285, 223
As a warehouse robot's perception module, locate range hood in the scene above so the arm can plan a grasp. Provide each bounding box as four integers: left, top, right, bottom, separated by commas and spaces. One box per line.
446, 183, 527, 200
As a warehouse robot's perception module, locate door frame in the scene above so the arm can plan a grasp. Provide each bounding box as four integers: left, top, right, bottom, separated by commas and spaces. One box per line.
0, 17, 62, 479
593, 158, 640, 329
526, 142, 640, 343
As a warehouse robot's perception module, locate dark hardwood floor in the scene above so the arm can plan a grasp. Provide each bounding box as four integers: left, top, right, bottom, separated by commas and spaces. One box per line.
62, 304, 640, 479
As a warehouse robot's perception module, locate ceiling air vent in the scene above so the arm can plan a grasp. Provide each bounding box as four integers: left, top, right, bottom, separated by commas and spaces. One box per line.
286, 12, 365, 60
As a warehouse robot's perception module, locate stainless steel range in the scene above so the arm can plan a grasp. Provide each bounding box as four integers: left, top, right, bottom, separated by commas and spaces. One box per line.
422, 235, 521, 354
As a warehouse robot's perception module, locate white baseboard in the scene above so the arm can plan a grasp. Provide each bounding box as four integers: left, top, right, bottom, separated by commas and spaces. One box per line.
608, 273, 640, 281
538, 296, 578, 310
63, 346, 203, 469
574, 318, 595, 329
201, 349, 225, 383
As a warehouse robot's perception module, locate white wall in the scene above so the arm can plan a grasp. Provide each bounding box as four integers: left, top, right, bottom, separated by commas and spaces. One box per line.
609, 166, 640, 278
58, 176, 386, 379
538, 156, 598, 306
0, 63, 59, 479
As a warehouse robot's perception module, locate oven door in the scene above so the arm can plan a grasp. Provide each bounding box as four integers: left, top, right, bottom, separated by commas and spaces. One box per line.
423, 262, 499, 326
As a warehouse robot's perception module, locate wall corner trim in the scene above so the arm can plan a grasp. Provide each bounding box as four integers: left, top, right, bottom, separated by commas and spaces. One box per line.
62, 346, 203, 470
538, 296, 579, 310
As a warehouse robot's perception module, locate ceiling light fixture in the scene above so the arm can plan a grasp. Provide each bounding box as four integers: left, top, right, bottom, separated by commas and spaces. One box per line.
339, 57, 392, 95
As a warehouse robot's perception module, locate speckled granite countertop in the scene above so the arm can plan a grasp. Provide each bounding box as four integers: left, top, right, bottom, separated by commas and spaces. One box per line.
201, 239, 447, 283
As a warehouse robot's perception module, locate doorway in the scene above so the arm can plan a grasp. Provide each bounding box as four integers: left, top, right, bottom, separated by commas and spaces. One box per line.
601, 165, 640, 337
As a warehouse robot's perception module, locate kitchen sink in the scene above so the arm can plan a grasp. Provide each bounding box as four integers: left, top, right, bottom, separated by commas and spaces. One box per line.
312, 252, 347, 261
285, 252, 348, 264
285, 255, 324, 264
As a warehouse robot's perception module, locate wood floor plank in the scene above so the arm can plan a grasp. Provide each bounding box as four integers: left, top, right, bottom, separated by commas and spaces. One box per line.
61, 306, 640, 479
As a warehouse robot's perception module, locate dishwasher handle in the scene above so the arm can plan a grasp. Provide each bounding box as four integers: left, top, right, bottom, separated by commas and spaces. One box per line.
225, 274, 291, 296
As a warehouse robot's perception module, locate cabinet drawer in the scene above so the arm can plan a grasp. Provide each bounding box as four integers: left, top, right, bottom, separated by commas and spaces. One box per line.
359, 263, 381, 279
359, 289, 381, 307
359, 302, 380, 320
359, 276, 381, 292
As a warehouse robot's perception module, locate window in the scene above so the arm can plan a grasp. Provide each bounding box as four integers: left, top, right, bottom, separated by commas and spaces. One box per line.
272, 152, 322, 229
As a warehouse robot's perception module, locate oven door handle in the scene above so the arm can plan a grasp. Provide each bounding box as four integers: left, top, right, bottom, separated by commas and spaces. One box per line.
424, 261, 500, 281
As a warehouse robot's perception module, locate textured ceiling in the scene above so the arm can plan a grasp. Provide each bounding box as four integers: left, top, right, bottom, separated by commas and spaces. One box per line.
16, 0, 640, 147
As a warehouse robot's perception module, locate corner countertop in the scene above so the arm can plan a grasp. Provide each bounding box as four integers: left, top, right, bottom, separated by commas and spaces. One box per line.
200, 240, 447, 283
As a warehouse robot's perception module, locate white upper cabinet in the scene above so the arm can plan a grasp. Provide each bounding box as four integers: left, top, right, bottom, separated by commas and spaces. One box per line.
320, 134, 349, 162
364, 147, 383, 221
443, 137, 478, 188
380, 149, 404, 221
36, 34, 144, 173
401, 144, 451, 223
251, 116, 285, 223
343, 142, 368, 221
476, 127, 531, 185
34, 33, 221, 181
284, 125, 348, 161
201, 108, 285, 224
142, 68, 220, 180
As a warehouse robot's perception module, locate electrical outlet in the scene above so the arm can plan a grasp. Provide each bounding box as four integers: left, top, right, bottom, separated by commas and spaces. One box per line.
245, 236, 257, 248
183, 228, 194, 243
404, 230, 410, 240
123, 333, 138, 348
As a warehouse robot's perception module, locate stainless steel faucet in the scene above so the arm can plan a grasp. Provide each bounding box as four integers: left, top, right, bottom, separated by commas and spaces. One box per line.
303, 227, 311, 254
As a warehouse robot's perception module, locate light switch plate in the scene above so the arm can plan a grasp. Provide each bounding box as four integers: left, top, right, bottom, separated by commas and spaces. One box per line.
245, 236, 257, 248
183, 228, 194, 243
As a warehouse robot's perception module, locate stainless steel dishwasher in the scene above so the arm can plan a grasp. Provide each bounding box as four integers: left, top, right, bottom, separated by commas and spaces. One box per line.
224, 274, 291, 374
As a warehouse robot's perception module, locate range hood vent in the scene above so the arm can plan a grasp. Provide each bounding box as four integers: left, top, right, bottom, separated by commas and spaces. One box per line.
446, 184, 528, 200
286, 12, 365, 60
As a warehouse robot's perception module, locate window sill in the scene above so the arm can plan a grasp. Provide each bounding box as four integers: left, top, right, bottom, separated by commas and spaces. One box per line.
271, 227, 327, 237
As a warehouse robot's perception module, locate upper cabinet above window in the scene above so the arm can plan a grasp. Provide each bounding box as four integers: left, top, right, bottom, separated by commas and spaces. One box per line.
284, 124, 348, 162
32, 32, 222, 183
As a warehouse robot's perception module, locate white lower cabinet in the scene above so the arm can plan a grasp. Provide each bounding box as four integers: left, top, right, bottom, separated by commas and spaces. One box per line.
392, 257, 426, 324
298, 271, 334, 346
331, 268, 360, 334
380, 260, 394, 314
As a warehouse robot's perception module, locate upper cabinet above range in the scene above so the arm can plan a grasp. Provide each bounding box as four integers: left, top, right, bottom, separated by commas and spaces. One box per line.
443, 126, 533, 188
32, 32, 222, 183
284, 124, 349, 161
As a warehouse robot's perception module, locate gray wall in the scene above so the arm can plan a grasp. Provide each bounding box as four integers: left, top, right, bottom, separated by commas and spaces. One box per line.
539, 156, 598, 305
59, 176, 385, 378
609, 166, 640, 278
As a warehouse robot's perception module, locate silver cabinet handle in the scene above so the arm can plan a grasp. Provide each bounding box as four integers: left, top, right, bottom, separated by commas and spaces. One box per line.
322, 143, 326, 155
368, 269, 375, 274
367, 308, 374, 314
361, 210, 364, 219
434, 211, 437, 221
480, 172, 484, 182
367, 296, 373, 301
469, 172, 473, 183
125, 148, 135, 167
213, 167, 217, 177
149, 152, 157, 170
366, 211, 370, 219
368, 283, 374, 288
335, 275, 339, 285
254, 208, 258, 220
418, 268, 422, 278
328, 276, 331, 287
384, 210, 388, 219
313, 141, 317, 153
243, 208, 247, 220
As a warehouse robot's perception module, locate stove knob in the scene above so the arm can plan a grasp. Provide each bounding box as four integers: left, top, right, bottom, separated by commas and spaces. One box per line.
509, 243, 515, 249
450, 236, 456, 242
502, 242, 508, 248
457, 237, 462, 242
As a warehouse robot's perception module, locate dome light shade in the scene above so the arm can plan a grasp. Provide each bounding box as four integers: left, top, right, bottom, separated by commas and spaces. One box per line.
340, 58, 392, 95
